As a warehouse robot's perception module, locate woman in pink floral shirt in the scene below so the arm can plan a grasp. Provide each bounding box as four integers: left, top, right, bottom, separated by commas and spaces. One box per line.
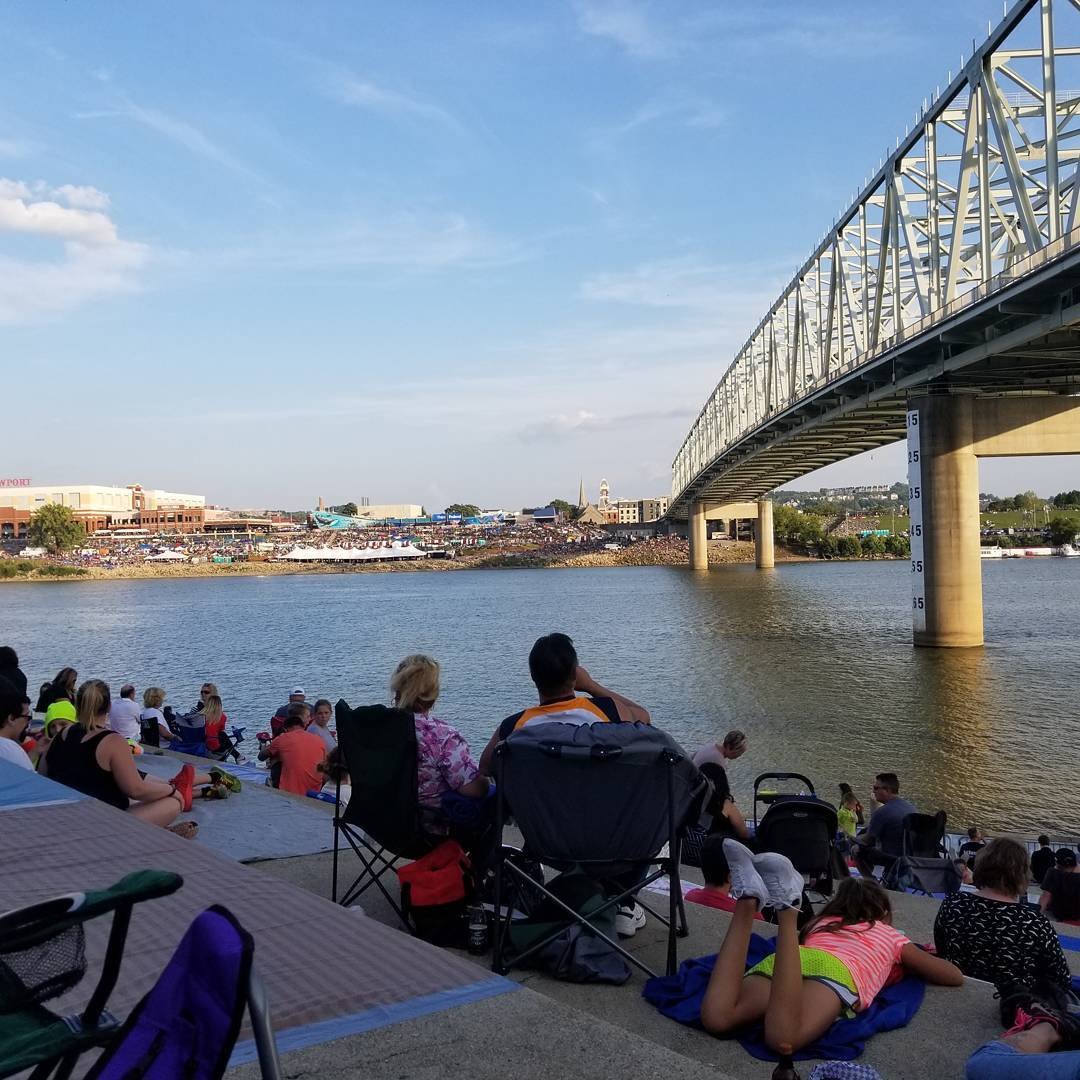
390, 655, 491, 810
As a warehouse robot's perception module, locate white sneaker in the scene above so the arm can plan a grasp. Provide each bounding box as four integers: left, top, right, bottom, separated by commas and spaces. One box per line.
752, 850, 805, 910
722, 839, 770, 908
615, 901, 647, 937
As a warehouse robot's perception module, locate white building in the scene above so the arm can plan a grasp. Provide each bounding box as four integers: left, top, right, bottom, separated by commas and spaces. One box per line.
0, 483, 205, 514
354, 504, 424, 520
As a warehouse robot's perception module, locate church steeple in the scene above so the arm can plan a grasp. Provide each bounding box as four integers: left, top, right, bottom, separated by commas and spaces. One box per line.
577, 477, 587, 509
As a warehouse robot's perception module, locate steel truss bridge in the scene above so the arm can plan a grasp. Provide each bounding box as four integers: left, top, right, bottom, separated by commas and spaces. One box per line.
670, 0, 1080, 517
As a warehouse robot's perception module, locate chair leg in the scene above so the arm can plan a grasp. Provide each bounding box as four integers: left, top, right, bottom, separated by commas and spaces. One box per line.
331, 780, 342, 904
247, 963, 283, 1080
338, 828, 411, 932
50, 1052, 80, 1080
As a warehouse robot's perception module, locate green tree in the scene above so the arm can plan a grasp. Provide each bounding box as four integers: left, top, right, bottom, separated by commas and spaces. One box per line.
444, 503, 480, 518
862, 534, 887, 558
549, 499, 575, 518
795, 515, 825, 546
884, 534, 911, 558
1015, 490, 1041, 512
1052, 490, 1080, 508
835, 535, 862, 558
816, 534, 839, 559
1048, 514, 1080, 547
27, 504, 85, 555
330, 502, 358, 516
772, 504, 804, 541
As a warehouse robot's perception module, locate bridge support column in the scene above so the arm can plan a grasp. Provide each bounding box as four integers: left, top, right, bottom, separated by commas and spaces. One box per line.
755, 498, 774, 568
910, 392, 1080, 647
909, 395, 982, 648
688, 500, 708, 570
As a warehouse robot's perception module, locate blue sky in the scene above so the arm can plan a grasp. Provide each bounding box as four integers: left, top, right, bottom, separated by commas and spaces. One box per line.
3, 0, 1077, 510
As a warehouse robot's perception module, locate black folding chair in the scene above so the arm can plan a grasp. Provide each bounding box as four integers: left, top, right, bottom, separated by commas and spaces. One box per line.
490, 721, 705, 980
902, 811, 947, 857
330, 702, 436, 930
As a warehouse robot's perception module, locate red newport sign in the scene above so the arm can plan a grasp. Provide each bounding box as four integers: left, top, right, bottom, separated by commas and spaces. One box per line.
0, 479, 31, 487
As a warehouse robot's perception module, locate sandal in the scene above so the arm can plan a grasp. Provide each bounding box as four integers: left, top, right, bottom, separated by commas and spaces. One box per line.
1003, 1003, 1080, 1048
208, 766, 242, 794
169, 764, 195, 812
167, 820, 199, 840
200, 784, 230, 801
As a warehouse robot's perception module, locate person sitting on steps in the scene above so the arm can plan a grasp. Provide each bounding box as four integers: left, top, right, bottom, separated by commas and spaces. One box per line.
478, 632, 653, 938
700, 839, 962, 1053
684, 835, 763, 919
851, 772, 915, 879
41, 679, 231, 838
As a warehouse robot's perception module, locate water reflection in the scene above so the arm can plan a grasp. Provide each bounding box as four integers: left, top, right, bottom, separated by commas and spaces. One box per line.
3, 557, 1078, 833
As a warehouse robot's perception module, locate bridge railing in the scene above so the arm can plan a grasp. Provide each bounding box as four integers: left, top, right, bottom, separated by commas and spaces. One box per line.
672, 0, 1080, 507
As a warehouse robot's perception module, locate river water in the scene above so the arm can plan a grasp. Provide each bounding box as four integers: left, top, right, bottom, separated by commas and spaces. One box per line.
4, 559, 1079, 834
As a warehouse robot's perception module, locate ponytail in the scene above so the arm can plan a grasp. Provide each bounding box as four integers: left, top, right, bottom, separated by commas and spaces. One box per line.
76, 679, 111, 732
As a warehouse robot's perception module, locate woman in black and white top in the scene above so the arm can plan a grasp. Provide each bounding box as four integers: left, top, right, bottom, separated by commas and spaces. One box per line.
934, 838, 1070, 994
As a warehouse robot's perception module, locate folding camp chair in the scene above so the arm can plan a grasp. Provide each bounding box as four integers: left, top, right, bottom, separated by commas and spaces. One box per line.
882, 810, 958, 896
0, 869, 181, 1080
901, 810, 947, 857
330, 701, 437, 930
85, 904, 281, 1080
490, 721, 706, 980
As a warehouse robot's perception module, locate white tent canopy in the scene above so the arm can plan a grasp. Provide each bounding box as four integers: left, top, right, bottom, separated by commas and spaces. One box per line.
144, 550, 188, 561
279, 544, 427, 562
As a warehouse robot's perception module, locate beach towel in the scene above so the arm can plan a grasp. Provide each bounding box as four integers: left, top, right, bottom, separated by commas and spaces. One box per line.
642, 934, 926, 1062
1060, 934, 1080, 953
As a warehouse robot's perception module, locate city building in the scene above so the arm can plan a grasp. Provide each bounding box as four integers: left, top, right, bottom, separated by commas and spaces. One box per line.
0, 482, 205, 513
615, 499, 640, 525
638, 497, 669, 522
353, 504, 424, 520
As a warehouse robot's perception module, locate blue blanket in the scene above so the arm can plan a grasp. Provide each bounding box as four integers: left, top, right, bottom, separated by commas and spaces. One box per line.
642, 934, 925, 1062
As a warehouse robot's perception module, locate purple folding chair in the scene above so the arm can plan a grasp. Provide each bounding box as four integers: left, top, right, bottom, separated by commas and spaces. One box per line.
86, 905, 280, 1080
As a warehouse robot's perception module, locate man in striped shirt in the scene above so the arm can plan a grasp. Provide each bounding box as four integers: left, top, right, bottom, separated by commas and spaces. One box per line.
478, 632, 651, 775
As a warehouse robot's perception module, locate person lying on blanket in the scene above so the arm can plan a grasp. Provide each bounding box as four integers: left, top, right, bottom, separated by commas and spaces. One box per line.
699, 840, 963, 1054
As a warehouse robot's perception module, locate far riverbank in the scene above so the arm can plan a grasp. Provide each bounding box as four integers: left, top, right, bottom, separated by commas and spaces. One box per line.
1, 538, 827, 583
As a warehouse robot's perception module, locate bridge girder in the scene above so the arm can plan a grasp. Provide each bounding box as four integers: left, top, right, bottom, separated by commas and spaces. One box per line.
672, 0, 1080, 517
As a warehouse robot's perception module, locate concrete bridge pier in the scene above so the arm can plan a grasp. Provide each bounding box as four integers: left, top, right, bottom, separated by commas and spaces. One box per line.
909, 393, 1080, 648
755, 498, 774, 568
688, 499, 708, 570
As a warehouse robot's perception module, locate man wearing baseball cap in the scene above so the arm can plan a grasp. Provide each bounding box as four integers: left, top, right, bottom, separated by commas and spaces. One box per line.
271, 687, 307, 735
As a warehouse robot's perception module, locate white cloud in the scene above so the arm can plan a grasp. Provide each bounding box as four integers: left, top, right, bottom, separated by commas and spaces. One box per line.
53, 184, 111, 210
0, 179, 32, 200
0, 177, 147, 324
77, 100, 265, 185
313, 62, 461, 132
576, 0, 672, 58
334, 75, 459, 129
208, 211, 521, 274
581, 256, 781, 312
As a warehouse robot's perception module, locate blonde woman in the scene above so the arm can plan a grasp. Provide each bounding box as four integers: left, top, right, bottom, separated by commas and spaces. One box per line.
390, 655, 490, 811
41, 679, 212, 836
139, 687, 173, 746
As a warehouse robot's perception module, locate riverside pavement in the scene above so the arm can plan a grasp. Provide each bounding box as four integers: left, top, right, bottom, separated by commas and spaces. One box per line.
134, 752, 1080, 1079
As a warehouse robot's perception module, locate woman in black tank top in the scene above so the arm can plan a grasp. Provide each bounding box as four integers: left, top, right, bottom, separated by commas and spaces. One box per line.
41, 679, 212, 831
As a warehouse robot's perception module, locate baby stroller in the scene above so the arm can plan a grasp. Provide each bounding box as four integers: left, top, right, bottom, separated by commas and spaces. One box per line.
753, 772, 840, 898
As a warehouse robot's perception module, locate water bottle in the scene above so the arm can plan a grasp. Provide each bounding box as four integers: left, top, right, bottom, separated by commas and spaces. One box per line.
770, 1045, 800, 1080
467, 904, 489, 955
